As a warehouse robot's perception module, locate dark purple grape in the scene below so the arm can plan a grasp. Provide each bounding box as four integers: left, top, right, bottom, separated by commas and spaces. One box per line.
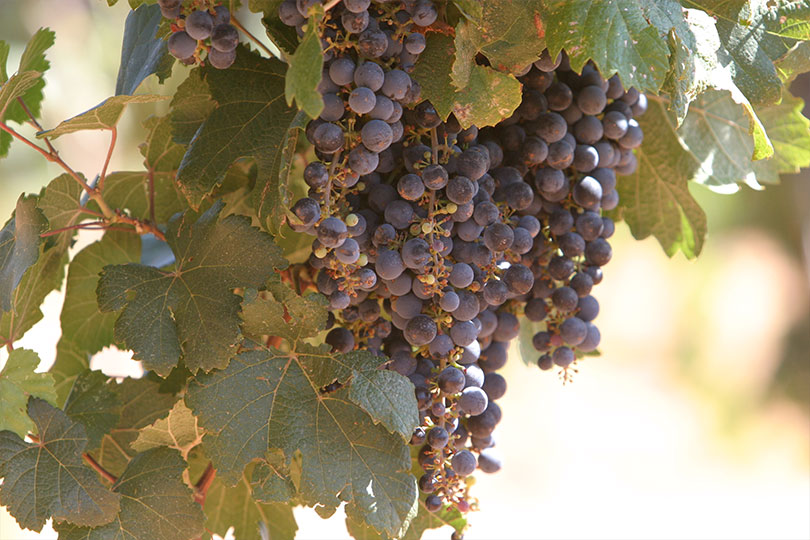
185, 10, 213, 40
211, 24, 239, 52
168, 31, 197, 60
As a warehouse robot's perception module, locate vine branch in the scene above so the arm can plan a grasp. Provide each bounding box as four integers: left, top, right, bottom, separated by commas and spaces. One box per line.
0, 101, 167, 242
98, 127, 117, 192
193, 462, 216, 506
231, 16, 276, 59
83, 453, 117, 484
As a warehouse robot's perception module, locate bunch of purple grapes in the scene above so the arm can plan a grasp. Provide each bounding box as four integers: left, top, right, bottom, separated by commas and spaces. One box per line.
280, 0, 646, 530
477, 50, 646, 381
161, 0, 239, 69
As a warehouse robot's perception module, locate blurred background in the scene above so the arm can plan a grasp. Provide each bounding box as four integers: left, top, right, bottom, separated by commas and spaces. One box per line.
0, 1, 808, 539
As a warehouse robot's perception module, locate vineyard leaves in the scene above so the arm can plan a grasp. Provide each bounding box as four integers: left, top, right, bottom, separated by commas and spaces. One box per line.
0, 349, 57, 438
0, 398, 121, 531
115, 3, 173, 96
55, 448, 205, 540
97, 201, 286, 375
0, 196, 45, 311
175, 46, 302, 236
0, 28, 54, 156
186, 280, 419, 537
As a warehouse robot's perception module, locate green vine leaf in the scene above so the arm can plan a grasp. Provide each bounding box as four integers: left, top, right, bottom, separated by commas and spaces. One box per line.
97, 201, 286, 375
452, 0, 544, 86
169, 67, 215, 145
241, 282, 420, 440
681, 0, 788, 106
0, 195, 46, 312
0, 28, 54, 157
37, 94, 169, 139
0, 238, 68, 345
774, 41, 810, 83
189, 450, 299, 540
0, 398, 121, 532
412, 33, 522, 129
187, 280, 419, 537
186, 344, 419, 537
285, 8, 324, 118
63, 370, 121, 450
175, 46, 299, 220
116, 3, 173, 96
36, 173, 84, 235
131, 400, 203, 458
539, 0, 672, 94
55, 448, 204, 540
614, 97, 708, 258
0, 349, 57, 439
50, 340, 91, 407
60, 231, 142, 355
93, 377, 178, 478
249, 451, 297, 503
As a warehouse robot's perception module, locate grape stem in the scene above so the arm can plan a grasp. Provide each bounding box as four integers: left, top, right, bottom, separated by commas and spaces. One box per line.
97, 127, 117, 192
230, 15, 277, 59
193, 462, 216, 506
83, 453, 118, 484
0, 100, 167, 242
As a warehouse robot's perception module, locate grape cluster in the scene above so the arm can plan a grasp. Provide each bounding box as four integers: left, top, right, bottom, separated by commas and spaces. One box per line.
161, 0, 239, 69
281, 0, 645, 530
477, 50, 647, 381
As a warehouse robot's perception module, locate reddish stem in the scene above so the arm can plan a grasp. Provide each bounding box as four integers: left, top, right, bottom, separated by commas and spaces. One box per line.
98, 127, 117, 192
83, 453, 117, 483
193, 462, 216, 506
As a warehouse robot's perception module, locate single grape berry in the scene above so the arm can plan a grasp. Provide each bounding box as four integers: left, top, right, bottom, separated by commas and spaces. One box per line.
208, 47, 236, 70
185, 10, 214, 40
211, 24, 239, 52
168, 31, 197, 60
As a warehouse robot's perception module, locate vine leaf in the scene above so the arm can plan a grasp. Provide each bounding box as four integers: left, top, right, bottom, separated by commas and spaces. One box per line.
452, 0, 544, 86
0, 398, 121, 532
249, 450, 297, 503
0, 236, 68, 344
63, 370, 121, 450
36, 173, 84, 234
54, 448, 205, 540
614, 97, 707, 258
0, 349, 57, 438
97, 201, 286, 375
0, 195, 46, 311
412, 33, 522, 129
539, 0, 672, 94
116, 3, 173, 96
37, 94, 168, 139
94, 377, 177, 478
175, 46, 299, 223
131, 400, 203, 458
189, 450, 298, 540
140, 114, 186, 172
681, 0, 790, 107
187, 281, 419, 537
60, 231, 142, 354
285, 8, 324, 118
169, 67, 215, 145
0, 28, 54, 157
774, 41, 810, 83
241, 280, 420, 440
752, 94, 810, 181
50, 339, 91, 407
